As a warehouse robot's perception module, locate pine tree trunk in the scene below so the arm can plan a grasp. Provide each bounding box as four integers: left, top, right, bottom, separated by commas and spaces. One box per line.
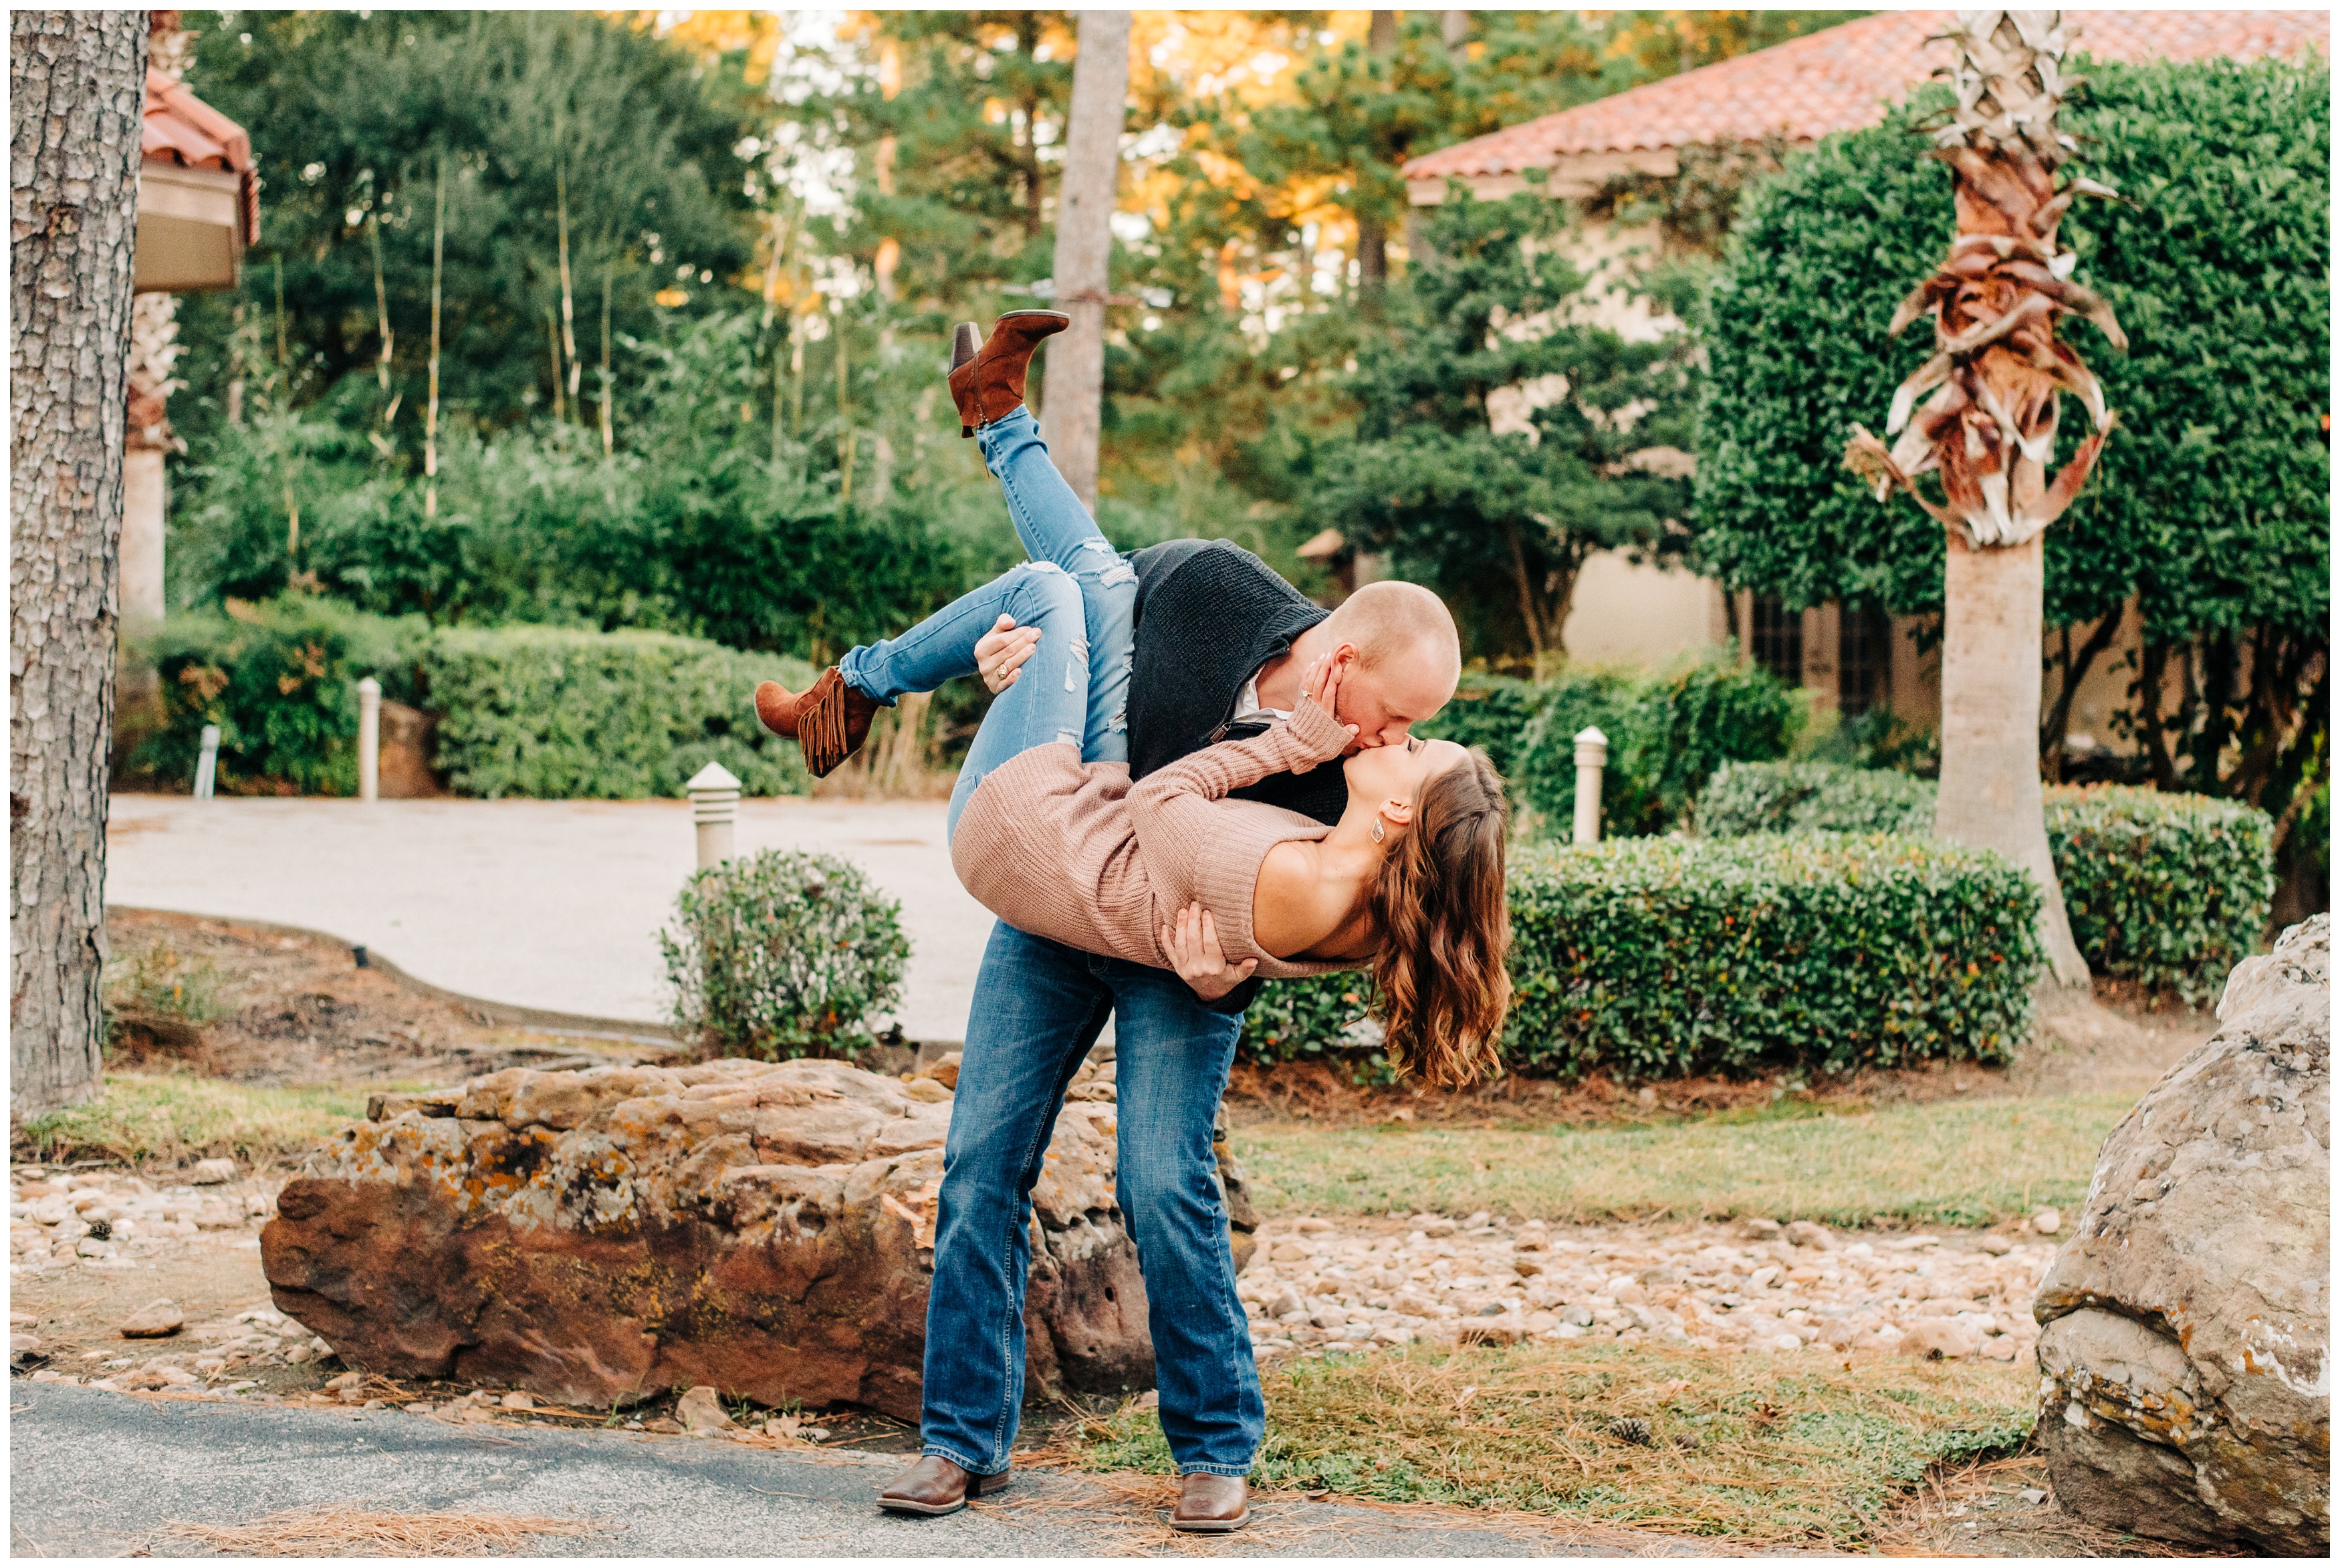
1041, 9, 1130, 512
1935, 534, 2091, 986
1356, 9, 1396, 295
10, 11, 147, 1116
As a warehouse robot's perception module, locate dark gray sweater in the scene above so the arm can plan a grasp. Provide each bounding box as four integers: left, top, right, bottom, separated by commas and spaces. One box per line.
1126, 538, 1348, 827
1125, 539, 1349, 1014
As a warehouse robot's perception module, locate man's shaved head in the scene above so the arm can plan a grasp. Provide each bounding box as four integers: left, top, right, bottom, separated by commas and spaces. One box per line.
1324, 581, 1461, 683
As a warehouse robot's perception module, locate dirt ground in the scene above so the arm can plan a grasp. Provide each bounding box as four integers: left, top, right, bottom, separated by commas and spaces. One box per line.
100, 908, 683, 1087
1225, 983, 2214, 1132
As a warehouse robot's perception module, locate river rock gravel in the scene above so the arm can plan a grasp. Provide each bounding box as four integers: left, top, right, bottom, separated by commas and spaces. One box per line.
1236, 1211, 2055, 1364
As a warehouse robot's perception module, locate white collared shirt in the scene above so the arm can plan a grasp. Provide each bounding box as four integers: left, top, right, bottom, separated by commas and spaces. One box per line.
1230, 672, 1290, 731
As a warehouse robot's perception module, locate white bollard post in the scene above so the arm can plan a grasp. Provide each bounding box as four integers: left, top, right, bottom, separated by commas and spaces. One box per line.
356, 677, 382, 803
193, 724, 220, 801
686, 762, 742, 870
1572, 725, 1608, 845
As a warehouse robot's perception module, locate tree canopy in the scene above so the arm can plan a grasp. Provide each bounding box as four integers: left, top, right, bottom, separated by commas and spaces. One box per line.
1694, 50, 2327, 850
1695, 54, 2329, 644
1311, 188, 1697, 665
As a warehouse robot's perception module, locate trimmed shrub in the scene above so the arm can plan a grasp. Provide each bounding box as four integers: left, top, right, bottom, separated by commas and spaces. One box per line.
1695, 763, 2276, 998
659, 849, 909, 1061
417, 627, 817, 799
1237, 976, 1392, 1085
1508, 835, 2042, 1079
1698, 761, 1935, 836
2045, 785, 2275, 1003
128, 597, 425, 795
1420, 655, 1801, 836
1246, 833, 2042, 1081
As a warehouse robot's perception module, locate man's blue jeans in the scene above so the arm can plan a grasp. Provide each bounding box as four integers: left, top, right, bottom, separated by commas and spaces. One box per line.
919, 922, 1265, 1479
842, 404, 1260, 1477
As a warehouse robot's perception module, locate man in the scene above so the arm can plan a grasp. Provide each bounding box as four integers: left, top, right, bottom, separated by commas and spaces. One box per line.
879, 549, 1459, 1531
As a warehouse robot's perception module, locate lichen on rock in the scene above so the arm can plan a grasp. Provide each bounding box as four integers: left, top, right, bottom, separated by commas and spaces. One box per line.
265, 1056, 1152, 1418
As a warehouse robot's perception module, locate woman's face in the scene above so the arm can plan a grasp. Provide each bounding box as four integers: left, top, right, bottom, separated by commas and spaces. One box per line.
1342, 733, 1470, 825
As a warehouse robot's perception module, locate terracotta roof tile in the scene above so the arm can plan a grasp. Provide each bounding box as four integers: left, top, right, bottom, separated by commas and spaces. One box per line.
1407, 10, 2330, 181
142, 68, 259, 245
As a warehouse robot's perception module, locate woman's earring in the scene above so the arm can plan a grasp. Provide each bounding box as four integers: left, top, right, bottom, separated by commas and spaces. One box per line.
1369, 818, 1385, 845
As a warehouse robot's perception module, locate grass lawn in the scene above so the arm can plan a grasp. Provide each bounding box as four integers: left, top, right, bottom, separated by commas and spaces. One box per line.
1065, 1338, 2034, 1548
1234, 1092, 2133, 1228
13, 1072, 380, 1168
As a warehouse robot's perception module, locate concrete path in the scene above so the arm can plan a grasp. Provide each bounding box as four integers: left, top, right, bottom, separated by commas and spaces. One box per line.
7, 1383, 1695, 1558
106, 794, 987, 1043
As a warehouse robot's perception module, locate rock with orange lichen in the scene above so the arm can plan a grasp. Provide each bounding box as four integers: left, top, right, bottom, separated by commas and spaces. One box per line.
265, 1057, 1149, 1418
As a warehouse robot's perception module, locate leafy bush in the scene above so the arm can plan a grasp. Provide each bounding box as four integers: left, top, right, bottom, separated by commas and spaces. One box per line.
1699, 761, 1934, 837
128, 597, 424, 795
415, 627, 816, 800
1800, 706, 1940, 774
659, 850, 910, 1061
1420, 656, 1798, 837
1482, 656, 1801, 836
1238, 976, 1393, 1085
1504, 835, 2042, 1079
1695, 763, 2276, 998
2045, 785, 2275, 1003
1247, 833, 2042, 1081
1413, 675, 1563, 778
174, 311, 1011, 660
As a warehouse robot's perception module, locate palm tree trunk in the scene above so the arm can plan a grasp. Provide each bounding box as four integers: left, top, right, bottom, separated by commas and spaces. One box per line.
1936, 534, 2090, 983
1841, 10, 2124, 991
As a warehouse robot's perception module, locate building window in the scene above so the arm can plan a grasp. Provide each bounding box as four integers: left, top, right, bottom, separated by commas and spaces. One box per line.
1839, 605, 1892, 716
1749, 596, 1802, 686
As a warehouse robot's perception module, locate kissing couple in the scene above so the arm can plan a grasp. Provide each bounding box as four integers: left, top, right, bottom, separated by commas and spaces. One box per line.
755, 311, 1512, 1531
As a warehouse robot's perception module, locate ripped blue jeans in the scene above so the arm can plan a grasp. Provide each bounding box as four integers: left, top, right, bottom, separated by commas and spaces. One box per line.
837, 406, 1136, 842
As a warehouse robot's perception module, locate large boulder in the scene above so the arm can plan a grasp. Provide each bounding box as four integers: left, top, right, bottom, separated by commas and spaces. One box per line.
261, 1057, 1153, 1419
2033, 914, 2329, 1554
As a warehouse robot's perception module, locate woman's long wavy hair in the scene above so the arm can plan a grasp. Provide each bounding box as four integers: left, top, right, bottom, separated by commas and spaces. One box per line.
1366, 747, 1512, 1087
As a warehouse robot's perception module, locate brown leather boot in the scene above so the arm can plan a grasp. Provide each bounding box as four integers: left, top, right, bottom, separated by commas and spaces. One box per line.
753, 666, 879, 779
1168, 1472, 1250, 1533
949, 309, 1069, 436
877, 1454, 1014, 1517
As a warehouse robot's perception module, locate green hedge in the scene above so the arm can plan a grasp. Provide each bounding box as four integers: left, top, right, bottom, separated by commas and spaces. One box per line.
1418, 655, 1801, 837
2045, 785, 2275, 1004
128, 597, 425, 795
1699, 761, 1935, 836
419, 627, 816, 799
1244, 833, 2042, 1081
1694, 763, 2274, 999
122, 596, 818, 800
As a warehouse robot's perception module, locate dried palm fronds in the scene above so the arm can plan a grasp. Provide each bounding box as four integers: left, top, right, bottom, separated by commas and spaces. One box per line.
1845, 10, 2125, 549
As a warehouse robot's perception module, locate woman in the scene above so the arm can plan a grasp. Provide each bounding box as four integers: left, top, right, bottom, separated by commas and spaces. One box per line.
759, 314, 1510, 1083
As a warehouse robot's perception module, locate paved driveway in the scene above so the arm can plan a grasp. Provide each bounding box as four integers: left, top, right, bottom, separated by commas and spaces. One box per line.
106, 793, 988, 1043
8, 1383, 1672, 1558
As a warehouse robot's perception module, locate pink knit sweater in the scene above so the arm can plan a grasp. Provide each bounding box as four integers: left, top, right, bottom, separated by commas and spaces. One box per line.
949, 698, 1362, 978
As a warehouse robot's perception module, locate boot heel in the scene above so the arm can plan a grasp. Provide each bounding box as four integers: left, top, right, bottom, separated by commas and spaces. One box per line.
951, 323, 980, 437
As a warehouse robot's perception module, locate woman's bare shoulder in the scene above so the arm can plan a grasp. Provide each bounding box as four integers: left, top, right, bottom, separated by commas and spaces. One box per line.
1252, 837, 1331, 956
